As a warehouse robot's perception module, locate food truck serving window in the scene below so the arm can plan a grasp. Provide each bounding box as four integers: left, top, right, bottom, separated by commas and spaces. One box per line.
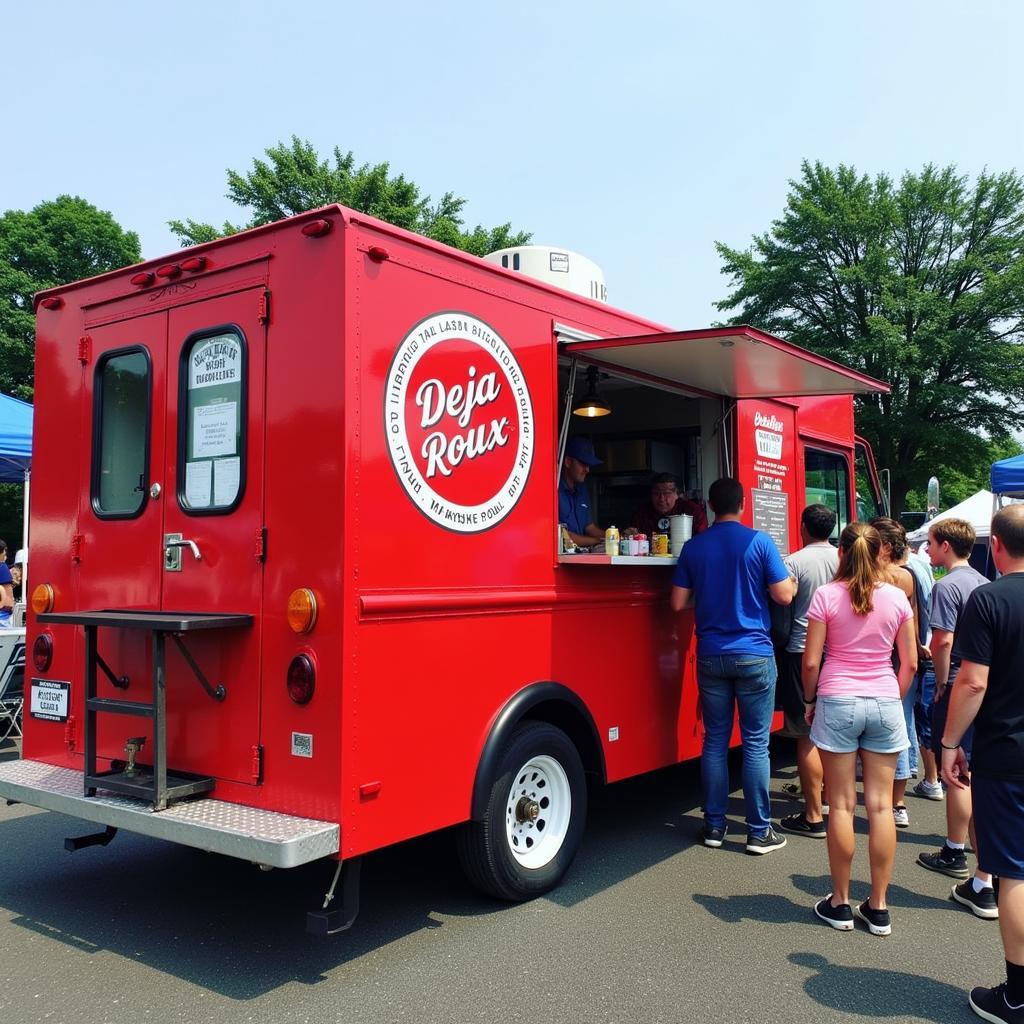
92, 347, 151, 519
178, 326, 247, 514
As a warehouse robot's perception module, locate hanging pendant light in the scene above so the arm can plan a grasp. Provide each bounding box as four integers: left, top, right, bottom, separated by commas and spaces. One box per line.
573, 365, 611, 418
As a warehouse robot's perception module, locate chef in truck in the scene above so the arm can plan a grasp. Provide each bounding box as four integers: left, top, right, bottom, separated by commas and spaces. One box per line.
558, 436, 607, 551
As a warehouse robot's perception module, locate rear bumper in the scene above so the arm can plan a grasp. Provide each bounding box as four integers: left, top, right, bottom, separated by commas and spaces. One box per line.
0, 759, 339, 869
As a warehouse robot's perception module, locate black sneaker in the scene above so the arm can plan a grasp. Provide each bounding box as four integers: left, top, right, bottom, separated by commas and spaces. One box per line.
703, 822, 728, 848
918, 844, 971, 879
745, 827, 787, 855
969, 983, 1024, 1023
854, 900, 891, 936
780, 812, 827, 838
952, 880, 999, 920
813, 895, 854, 931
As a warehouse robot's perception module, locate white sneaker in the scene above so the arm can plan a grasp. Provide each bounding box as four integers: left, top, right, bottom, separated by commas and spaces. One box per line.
910, 779, 944, 801
893, 806, 910, 828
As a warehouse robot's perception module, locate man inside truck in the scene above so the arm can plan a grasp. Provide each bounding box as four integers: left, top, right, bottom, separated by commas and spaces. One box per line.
625, 472, 708, 539
559, 436, 608, 551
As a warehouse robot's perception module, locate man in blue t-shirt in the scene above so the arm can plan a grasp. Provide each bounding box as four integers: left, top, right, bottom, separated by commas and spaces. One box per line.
557, 437, 606, 551
670, 478, 794, 854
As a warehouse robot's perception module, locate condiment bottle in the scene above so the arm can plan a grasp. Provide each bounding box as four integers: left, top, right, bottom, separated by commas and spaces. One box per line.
605, 525, 620, 556
638, 533, 649, 556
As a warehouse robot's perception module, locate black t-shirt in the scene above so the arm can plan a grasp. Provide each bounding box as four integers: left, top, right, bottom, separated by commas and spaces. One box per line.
952, 573, 1024, 779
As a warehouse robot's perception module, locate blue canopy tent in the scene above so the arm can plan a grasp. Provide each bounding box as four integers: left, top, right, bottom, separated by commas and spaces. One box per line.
0, 394, 32, 580
991, 453, 1024, 500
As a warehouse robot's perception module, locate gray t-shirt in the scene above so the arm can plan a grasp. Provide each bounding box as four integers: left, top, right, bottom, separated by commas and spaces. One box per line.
783, 542, 839, 653
929, 564, 988, 685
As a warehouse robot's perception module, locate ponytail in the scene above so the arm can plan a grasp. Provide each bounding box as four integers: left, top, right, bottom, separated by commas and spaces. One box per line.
834, 522, 885, 614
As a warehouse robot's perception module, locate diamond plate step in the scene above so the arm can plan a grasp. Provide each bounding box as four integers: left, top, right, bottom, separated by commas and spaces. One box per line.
0, 759, 339, 868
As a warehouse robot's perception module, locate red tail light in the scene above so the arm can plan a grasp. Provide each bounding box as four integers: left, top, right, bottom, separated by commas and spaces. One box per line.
33, 633, 54, 673
287, 653, 316, 705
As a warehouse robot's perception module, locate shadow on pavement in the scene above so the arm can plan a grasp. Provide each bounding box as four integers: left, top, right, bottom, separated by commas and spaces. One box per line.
790, 951, 977, 1022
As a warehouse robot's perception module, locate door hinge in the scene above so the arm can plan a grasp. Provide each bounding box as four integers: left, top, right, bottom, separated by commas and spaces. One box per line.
65, 715, 77, 752
255, 526, 267, 563
251, 744, 264, 784
257, 289, 271, 324
71, 534, 84, 563
78, 335, 92, 364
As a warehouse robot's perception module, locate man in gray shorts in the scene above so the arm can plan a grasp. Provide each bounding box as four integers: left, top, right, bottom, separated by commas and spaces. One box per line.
778, 504, 839, 838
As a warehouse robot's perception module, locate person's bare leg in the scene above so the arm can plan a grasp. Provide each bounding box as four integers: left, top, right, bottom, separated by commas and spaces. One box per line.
967, 815, 994, 887
946, 776, 973, 844
820, 750, 857, 905
893, 777, 908, 809
1000, 879, 1024, 967
797, 736, 824, 824
921, 746, 939, 787
862, 749, 899, 910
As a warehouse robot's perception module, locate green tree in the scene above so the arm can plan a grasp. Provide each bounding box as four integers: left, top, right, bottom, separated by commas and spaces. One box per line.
905, 437, 1024, 512
0, 195, 141, 400
170, 137, 531, 256
716, 162, 1024, 515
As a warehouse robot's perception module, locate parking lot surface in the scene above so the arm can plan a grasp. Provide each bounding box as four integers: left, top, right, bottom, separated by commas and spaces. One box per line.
0, 740, 999, 1023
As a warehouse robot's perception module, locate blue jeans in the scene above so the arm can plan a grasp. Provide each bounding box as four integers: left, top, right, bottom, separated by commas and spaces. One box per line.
895, 674, 919, 781
696, 653, 776, 836
913, 663, 935, 748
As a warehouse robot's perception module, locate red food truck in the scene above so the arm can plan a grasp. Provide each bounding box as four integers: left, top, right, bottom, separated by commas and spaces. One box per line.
0, 205, 888, 931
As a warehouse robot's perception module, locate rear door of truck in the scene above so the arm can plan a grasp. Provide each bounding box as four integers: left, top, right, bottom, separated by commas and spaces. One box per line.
80, 287, 267, 787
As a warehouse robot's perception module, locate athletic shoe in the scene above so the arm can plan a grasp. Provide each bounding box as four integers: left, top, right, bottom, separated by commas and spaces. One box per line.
893, 805, 910, 828
910, 779, 944, 801
918, 844, 971, 879
969, 983, 1024, 1023
745, 827, 787, 855
781, 781, 802, 798
779, 812, 826, 838
813, 895, 854, 931
952, 880, 999, 920
703, 822, 728, 848
854, 900, 892, 936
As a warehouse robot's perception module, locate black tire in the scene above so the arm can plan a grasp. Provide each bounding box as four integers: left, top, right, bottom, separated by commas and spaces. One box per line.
457, 720, 587, 901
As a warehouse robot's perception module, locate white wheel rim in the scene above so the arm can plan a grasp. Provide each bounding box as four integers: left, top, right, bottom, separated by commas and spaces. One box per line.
504, 754, 572, 869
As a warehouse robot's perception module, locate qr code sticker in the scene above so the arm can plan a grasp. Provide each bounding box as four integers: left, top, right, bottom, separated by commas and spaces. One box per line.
291, 732, 313, 758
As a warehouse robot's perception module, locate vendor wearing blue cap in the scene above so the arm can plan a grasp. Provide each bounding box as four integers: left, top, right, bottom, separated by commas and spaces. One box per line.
559, 436, 607, 551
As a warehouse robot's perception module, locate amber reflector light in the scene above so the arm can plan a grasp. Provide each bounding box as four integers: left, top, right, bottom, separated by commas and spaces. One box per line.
287, 588, 318, 634
31, 583, 55, 615
33, 633, 53, 672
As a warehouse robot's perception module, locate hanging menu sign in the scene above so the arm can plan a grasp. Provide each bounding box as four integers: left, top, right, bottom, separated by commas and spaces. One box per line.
184, 333, 243, 509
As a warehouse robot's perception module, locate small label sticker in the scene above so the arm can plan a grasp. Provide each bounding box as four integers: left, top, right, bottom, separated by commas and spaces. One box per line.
549, 251, 569, 273
30, 679, 70, 722
608, 726, 620, 742
291, 732, 313, 758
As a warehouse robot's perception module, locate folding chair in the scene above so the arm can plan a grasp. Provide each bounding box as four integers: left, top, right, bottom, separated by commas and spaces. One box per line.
0, 634, 25, 744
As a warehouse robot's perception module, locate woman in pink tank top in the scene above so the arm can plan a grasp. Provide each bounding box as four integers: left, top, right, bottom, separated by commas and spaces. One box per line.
803, 522, 917, 936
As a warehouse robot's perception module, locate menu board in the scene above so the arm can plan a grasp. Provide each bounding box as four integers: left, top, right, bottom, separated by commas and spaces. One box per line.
752, 487, 790, 555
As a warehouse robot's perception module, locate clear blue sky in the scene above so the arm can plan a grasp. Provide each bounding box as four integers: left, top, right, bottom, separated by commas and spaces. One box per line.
4, 1, 1022, 329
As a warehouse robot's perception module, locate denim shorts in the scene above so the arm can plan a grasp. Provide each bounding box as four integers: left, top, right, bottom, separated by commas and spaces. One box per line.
810, 695, 909, 754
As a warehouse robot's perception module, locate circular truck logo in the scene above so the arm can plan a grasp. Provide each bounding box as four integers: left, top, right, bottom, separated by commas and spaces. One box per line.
385, 312, 534, 532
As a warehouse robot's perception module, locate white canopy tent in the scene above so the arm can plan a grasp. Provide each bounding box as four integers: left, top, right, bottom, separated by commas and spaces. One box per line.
907, 489, 994, 544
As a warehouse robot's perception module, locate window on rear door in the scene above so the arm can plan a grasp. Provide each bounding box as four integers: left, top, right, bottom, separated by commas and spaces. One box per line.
92, 347, 151, 519
178, 327, 247, 514
804, 447, 851, 540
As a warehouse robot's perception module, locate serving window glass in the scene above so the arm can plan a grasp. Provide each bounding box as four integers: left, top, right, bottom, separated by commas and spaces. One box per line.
92, 347, 151, 519
804, 447, 851, 539
177, 326, 247, 514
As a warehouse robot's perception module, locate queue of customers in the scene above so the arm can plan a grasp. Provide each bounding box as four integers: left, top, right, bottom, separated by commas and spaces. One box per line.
666, 475, 1024, 1024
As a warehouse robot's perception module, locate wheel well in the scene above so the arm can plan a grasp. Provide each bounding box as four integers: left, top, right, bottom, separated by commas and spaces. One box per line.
469, 682, 606, 821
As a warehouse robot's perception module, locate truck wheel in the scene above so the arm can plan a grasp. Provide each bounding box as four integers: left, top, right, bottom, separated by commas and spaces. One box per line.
458, 721, 587, 901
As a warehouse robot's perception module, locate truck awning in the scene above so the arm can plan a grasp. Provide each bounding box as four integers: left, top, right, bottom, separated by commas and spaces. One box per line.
558, 325, 888, 398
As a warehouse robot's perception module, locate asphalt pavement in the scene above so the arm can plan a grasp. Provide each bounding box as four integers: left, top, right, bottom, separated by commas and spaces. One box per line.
0, 738, 1000, 1024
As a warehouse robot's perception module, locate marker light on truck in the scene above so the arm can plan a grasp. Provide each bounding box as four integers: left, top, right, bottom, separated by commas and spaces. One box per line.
31, 583, 55, 615
32, 633, 53, 673
287, 588, 318, 634
287, 653, 316, 705
181, 256, 207, 272
130, 272, 154, 287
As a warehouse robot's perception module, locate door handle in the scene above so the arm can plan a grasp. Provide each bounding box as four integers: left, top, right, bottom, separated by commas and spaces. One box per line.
164, 533, 202, 571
